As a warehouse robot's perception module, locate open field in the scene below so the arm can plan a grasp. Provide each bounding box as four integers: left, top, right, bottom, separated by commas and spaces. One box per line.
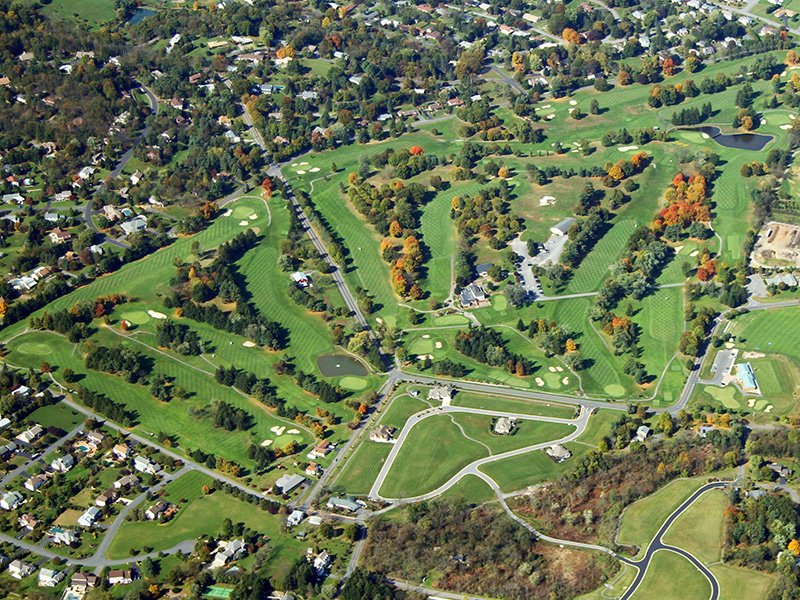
478, 442, 587, 493
439, 474, 497, 505
332, 441, 392, 496
451, 391, 575, 418
379, 415, 489, 498
711, 564, 775, 600
27, 402, 84, 430
617, 478, 715, 556
628, 549, 711, 600
575, 563, 637, 600
662, 489, 727, 565
575, 409, 620, 448
449, 414, 574, 454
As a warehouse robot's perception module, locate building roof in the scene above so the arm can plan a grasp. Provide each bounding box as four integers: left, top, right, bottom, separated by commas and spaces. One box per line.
738, 362, 758, 391
550, 217, 576, 235
765, 272, 797, 287
327, 497, 361, 511
275, 473, 306, 493
459, 284, 487, 305
545, 444, 571, 459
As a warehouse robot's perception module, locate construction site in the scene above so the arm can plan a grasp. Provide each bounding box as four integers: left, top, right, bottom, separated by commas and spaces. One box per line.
750, 221, 800, 268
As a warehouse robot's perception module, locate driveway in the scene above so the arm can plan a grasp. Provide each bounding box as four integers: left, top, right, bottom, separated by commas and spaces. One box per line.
701, 349, 737, 387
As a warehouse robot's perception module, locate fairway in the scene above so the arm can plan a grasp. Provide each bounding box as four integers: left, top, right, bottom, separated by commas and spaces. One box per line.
120, 310, 151, 325
433, 314, 470, 326
629, 550, 711, 600
380, 415, 488, 498
452, 391, 575, 418
16, 341, 53, 356
662, 489, 727, 565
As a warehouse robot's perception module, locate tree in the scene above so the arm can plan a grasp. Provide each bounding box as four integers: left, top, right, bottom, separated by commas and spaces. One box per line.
41, 362, 51, 373
504, 284, 527, 307
319, 522, 334, 539
409, 146, 424, 156
657, 412, 675, 436
789, 539, 800, 556
590, 99, 600, 115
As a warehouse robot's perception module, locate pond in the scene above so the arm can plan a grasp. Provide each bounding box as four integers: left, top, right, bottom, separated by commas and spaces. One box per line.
317, 354, 368, 377
685, 126, 773, 151
128, 8, 156, 25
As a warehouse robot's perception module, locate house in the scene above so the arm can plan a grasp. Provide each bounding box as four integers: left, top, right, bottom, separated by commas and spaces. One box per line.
310, 440, 333, 459
108, 569, 135, 585
699, 425, 715, 438
428, 384, 454, 402
290, 271, 311, 288
130, 170, 144, 186
8, 559, 35, 579
18, 513, 39, 530
305, 462, 322, 476
120, 215, 148, 235
747, 489, 766, 499
286, 509, 306, 526
188, 73, 204, 84
447, 98, 465, 107
39, 567, 65, 587
409, 388, 420, 397
31, 265, 54, 280
16, 424, 43, 444
114, 474, 139, 489
50, 527, 79, 545
369, 425, 396, 443
475, 263, 493, 278
550, 217, 576, 236
211, 539, 247, 568
765, 272, 798, 287
145, 500, 170, 520
12, 385, 30, 398
545, 444, 572, 462
768, 462, 793, 479
133, 454, 161, 475
25, 474, 48, 492
71, 572, 99, 591
275, 473, 306, 494
0, 418, 9, 430
48, 227, 72, 244
3, 193, 24, 204
77, 166, 95, 180
224, 130, 241, 144
736, 363, 759, 393
43, 212, 60, 223
10, 276, 37, 292
459, 284, 488, 307
494, 417, 517, 435
78, 506, 101, 527
50, 454, 74, 472
326, 497, 361, 512
113, 443, 131, 460
96, 488, 117, 507
86, 431, 107, 449
103, 205, 123, 221
634, 425, 651, 443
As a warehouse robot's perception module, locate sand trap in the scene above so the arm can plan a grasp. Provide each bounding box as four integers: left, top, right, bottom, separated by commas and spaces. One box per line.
765, 405, 773, 412
297, 170, 306, 174
674, 246, 684, 253
748, 399, 756, 407
541, 104, 551, 109
261, 440, 273, 446
545, 114, 555, 120
417, 354, 434, 360
435, 341, 442, 349
223, 209, 233, 217
300, 161, 308, 166
701, 133, 710, 139
618, 145, 639, 151
422, 334, 431, 339
242, 341, 256, 347
743, 351, 765, 359
539, 195, 556, 206
761, 119, 767, 125
239, 220, 249, 226
689, 250, 699, 257
569, 100, 577, 105
556, 366, 563, 372
548, 366, 557, 372
782, 71, 787, 76
781, 124, 792, 130
791, 114, 797, 120
535, 377, 545, 386
291, 163, 298, 167
147, 310, 167, 319
376, 317, 383, 324
249, 213, 257, 219
309, 167, 320, 172
287, 429, 299, 434
562, 377, 569, 385
269, 426, 283, 434
573, 141, 581, 146
724, 342, 735, 349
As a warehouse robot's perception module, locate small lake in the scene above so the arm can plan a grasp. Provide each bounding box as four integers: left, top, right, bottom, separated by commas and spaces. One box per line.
128, 8, 156, 25
317, 354, 368, 377
685, 126, 773, 151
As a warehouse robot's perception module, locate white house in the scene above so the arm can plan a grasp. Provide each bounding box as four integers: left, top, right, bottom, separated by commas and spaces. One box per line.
24, 474, 48, 492
50, 454, 74, 472
78, 506, 101, 528
145, 501, 169, 520
16, 424, 43, 444
550, 217, 576, 236
120, 215, 147, 235
38, 567, 65, 587
211, 539, 247, 568
634, 425, 651, 443
545, 444, 572, 462
428, 384, 454, 402
286, 509, 306, 527
276, 473, 306, 494
50, 528, 79, 545
494, 417, 516, 435
0, 491, 23, 510
8, 559, 35, 579
108, 569, 135, 585
133, 454, 161, 475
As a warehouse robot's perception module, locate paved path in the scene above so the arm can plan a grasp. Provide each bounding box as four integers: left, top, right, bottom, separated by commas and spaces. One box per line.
0, 424, 83, 487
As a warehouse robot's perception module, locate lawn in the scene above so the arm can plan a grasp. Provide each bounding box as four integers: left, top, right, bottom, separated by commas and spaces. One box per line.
40, 0, 118, 25
478, 442, 586, 493
662, 489, 727, 565
575, 409, 620, 448
617, 477, 713, 556
27, 402, 84, 430
332, 441, 392, 496
379, 415, 489, 498
439, 474, 497, 505
449, 413, 575, 454
629, 550, 711, 600
378, 392, 430, 429
451, 390, 576, 418
710, 564, 775, 600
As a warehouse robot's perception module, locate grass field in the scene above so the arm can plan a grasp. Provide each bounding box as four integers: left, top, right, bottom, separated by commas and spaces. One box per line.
629, 550, 711, 600
478, 442, 586, 493
575, 563, 637, 600
450, 414, 574, 454
380, 415, 489, 498
617, 478, 714, 555
711, 564, 775, 600
40, 0, 118, 25
27, 402, 84, 430
330, 441, 391, 496
662, 489, 727, 565
451, 391, 575, 418
575, 409, 620, 448
439, 474, 497, 505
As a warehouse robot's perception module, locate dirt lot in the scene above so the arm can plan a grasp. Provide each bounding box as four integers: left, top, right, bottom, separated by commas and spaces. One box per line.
751, 221, 800, 268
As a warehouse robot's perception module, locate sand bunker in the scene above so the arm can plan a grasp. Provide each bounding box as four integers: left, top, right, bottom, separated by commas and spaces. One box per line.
701, 133, 710, 139
791, 114, 797, 120
261, 440, 273, 446
725, 342, 736, 349
569, 100, 577, 105
765, 405, 773, 412
535, 377, 545, 386
545, 114, 555, 120
287, 429, 300, 434
309, 167, 320, 172
417, 354, 435, 360
541, 104, 551, 109
781, 124, 793, 130
249, 213, 257, 219
422, 334, 430, 339
434, 341, 442, 349
147, 310, 167, 319
748, 399, 756, 407
239, 220, 249, 226
562, 377, 569, 385
556, 366, 563, 372
270, 426, 286, 435
376, 317, 383, 324
743, 351, 766, 359
539, 196, 556, 206
291, 163, 298, 167
548, 366, 557, 373
297, 170, 306, 174
223, 209, 233, 217
242, 341, 256, 347
689, 250, 699, 257
300, 161, 308, 166
618, 145, 639, 151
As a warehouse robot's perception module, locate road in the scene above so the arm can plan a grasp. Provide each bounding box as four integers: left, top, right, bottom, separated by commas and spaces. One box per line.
488, 66, 527, 95
368, 405, 588, 501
